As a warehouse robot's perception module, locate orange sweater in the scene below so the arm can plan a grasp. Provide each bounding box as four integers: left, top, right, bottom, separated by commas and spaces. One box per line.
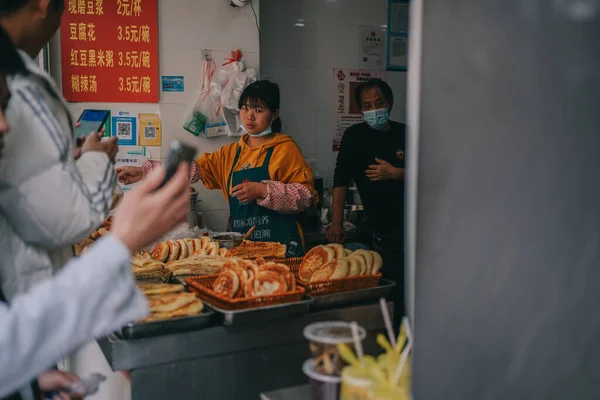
196, 133, 317, 203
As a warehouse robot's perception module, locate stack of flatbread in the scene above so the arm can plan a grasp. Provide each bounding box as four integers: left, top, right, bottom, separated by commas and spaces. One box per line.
131, 254, 171, 282
225, 240, 287, 259
151, 236, 227, 263
211, 259, 297, 299
298, 244, 383, 283
74, 217, 113, 256
165, 255, 233, 276
137, 284, 204, 322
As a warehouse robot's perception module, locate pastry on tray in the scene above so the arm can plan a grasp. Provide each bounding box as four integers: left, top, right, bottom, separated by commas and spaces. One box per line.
225, 240, 287, 259
310, 259, 350, 283
137, 283, 184, 296
151, 242, 169, 262
299, 245, 336, 282
166, 240, 181, 263
212, 269, 240, 299
206, 259, 297, 300
147, 292, 197, 313
165, 256, 232, 276
244, 271, 288, 297
134, 268, 172, 283
141, 299, 204, 322
299, 246, 384, 283
259, 263, 295, 291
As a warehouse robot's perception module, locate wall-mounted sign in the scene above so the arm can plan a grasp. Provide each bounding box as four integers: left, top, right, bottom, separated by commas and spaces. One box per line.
112, 116, 138, 146
139, 113, 162, 146
161, 76, 185, 92
60, 0, 159, 102
359, 26, 387, 71
387, 0, 409, 71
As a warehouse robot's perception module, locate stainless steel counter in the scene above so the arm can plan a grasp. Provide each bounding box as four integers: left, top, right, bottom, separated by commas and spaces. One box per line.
99, 302, 389, 400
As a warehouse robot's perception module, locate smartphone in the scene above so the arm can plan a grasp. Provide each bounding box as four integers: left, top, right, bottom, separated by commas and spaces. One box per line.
75, 109, 110, 140
158, 140, 197, 189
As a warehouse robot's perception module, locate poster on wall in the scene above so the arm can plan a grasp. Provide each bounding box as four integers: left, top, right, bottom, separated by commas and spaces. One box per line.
60, 0, 159, 103
332, 68, 386, 151
112, 115, 137, 146
387, 0, 409, 71
389, 36, 408, 69
359, 26, 386, 70
139, 113, 162, 146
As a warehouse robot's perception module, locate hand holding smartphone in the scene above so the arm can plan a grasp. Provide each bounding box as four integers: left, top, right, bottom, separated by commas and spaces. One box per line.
159, 140, 197, 189
75, 109, 109, 146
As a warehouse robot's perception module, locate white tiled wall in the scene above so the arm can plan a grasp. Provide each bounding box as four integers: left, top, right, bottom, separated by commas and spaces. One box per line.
49, 0, 260, 231
260, 0, 407, 187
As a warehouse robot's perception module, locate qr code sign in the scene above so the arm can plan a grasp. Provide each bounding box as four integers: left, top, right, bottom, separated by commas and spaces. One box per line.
117, 122, 132, 138
144, 126, 156, 139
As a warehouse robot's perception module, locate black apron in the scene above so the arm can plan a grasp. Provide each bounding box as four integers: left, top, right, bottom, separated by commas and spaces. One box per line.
227, 146, 304, 257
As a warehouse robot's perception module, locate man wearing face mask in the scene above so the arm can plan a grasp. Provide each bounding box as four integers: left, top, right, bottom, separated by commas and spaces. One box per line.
327, 78, 406, 318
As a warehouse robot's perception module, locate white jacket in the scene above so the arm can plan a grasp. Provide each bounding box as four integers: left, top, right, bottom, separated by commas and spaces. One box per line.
0, 235, 149, 399
0, 50, 115, 299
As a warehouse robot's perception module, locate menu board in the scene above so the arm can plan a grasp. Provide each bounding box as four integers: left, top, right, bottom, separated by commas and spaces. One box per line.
60, 0, 159, 103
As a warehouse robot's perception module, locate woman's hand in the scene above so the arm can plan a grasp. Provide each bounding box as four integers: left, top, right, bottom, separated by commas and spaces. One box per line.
232, 182, 267, 204
116, 166, 144, 185
38, 370, 81, 400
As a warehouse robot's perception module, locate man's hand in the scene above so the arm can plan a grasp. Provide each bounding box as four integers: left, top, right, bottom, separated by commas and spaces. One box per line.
231, 182, 267, 204
116, 166, 144, 185
326, 223, 346, 244
81, 131, 118, 162
365, 158, 403, 181
111, 163, 190, 252
38, 370, 81, 400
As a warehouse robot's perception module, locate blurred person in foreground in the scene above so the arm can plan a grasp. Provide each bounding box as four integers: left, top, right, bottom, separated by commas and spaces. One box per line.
0, 14, 190, 400
326, 79, 406, 319
0, 164, 190, 400
0, 0, 118, 300
1, 72, 190, 396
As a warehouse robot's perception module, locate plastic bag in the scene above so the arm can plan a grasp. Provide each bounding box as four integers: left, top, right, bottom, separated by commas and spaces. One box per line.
184, 50, 257, 137
218, 50, 258, 136
183, 57, 222, 136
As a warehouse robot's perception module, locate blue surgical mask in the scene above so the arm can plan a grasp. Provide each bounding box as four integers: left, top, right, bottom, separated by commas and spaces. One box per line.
363, 108, 390, 130
241, 118, 275, 137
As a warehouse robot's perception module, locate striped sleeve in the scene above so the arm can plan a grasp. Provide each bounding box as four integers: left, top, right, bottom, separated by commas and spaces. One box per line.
0, 83, 115, 248
141, 159, 201, 184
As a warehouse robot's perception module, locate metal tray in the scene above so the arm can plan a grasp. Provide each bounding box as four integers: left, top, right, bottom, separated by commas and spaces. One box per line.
309, 279, 396, 310
207, 297, 313, 326
117, 307, 216, 339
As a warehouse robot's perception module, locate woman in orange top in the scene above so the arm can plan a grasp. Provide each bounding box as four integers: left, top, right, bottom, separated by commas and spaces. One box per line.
117, 80, 316, 256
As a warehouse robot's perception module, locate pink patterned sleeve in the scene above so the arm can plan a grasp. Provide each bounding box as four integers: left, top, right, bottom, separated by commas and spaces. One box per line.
141, 159, 201, 184
257, 180, 314, 214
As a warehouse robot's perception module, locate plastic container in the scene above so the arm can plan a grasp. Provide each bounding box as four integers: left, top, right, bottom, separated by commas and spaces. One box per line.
367, 386, 410, 400
340, 367, 372, 400
303, 359, 341, 400
303, 321, 367, 375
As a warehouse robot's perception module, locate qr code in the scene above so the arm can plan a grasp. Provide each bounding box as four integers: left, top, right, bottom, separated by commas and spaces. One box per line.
144, 126, 156, 139
117, 122, 132, 138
